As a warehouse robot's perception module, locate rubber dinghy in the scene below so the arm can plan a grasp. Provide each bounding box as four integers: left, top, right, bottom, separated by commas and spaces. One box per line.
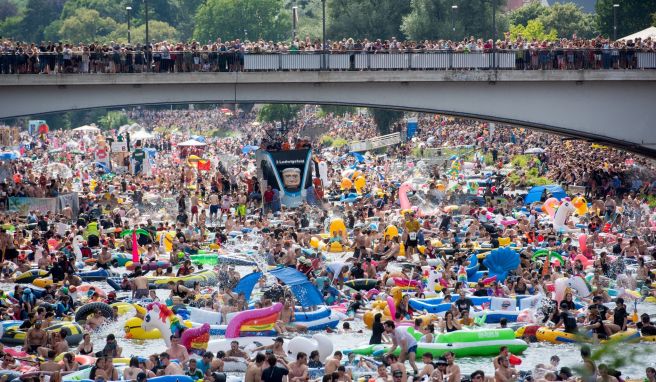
346, 328, 528, 358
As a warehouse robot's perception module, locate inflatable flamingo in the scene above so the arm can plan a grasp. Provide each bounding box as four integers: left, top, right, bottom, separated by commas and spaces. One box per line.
578, 234, 587, 252
399, 182, 413, 210
543, 198, 559, 219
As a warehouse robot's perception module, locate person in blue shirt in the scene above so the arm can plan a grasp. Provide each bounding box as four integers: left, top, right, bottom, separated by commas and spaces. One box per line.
196, 351, 213, 375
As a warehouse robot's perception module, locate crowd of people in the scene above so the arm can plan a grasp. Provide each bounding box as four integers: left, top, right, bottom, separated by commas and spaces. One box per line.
0, 104, 655, 382
1, 34, 654, 74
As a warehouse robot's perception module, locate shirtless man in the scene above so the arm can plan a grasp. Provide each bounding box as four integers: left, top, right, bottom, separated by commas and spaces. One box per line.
24, 320, 47, 354
445, 352, 461, 382
39, 350, 63, 373
387, 354, 406, 382
287, 352, 308, 382
245, 353, 266, 382
417, 353, 435, 381
166, 336, 190, 366
494, 356, 518, 382
38, 331, 68, 358
324, 351, 343, 375
225, 340, 249, 362
253, 337, 287, 359
95, 247, 113, 269
37, 251, 52, 270
85, 310, 106, 331
275, 299, 307, 333
160, 352, 184, 376
132, 268, 150, 299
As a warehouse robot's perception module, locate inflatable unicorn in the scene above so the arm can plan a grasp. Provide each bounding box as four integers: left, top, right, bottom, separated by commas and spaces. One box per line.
142, 302, 210, 355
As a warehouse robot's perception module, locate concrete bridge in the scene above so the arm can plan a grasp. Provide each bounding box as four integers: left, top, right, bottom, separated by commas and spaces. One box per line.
1, 70, 655, 156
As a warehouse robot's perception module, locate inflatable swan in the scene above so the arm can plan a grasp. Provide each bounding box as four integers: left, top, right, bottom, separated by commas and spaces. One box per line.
553, 201, 576, 232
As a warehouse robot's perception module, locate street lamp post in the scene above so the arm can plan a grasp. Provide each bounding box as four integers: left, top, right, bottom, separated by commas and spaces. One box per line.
451, 5, 458, 40
492, 0, 497, 69
321, 0, 327, 69
126, 6, 132, 44
144, 0, 149, 46
613, 4, 619, 40
292, 6, 298, 41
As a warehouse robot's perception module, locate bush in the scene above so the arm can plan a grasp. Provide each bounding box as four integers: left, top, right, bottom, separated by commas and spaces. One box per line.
321, 135, 334, 146
332, 138, 349, 148
511, 155, 530, 168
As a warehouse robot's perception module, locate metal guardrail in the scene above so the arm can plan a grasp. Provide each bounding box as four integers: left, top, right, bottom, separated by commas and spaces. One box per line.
0, 50, 655, 73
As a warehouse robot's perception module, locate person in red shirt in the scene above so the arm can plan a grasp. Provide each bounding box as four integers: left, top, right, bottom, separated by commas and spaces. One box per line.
263, 185, 274, 212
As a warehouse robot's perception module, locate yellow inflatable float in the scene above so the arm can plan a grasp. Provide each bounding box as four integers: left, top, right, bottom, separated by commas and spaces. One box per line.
536, 328, 647, 344
124, 316, 192, 340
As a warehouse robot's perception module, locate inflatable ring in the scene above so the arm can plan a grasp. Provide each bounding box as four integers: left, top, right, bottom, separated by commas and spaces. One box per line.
74, 302, 116, 322
344, 279, 378, 291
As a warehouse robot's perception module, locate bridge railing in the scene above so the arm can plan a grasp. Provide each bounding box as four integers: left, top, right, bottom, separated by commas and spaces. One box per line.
1, 49, 655, 73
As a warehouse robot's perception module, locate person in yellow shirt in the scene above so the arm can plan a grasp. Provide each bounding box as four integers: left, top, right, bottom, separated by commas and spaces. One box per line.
404, 212, 420, 258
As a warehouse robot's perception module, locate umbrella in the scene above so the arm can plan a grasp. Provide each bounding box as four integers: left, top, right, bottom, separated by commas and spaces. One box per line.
46, 163, 73, 179
73, 124, 100, 132
131, 129, 155, 140
177, 139, 207, 147
0, 151, 20, 161
191, 135, 206, 143
241, 145, 260, 155
524, 147, 545, 154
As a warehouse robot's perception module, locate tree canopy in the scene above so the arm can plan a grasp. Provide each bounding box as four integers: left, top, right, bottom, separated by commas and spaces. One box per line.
194, 0, 290, 43
327, 0, 410, 41
508, 1, 596, 40
1, 0, 648, 45
596, 0, 656, 39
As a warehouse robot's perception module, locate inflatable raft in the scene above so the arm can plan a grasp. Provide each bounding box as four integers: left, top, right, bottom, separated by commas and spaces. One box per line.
347, 328, 528, 358
1, 320, 84, 346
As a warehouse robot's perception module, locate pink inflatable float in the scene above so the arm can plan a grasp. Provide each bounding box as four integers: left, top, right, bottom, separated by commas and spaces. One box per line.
224, 302, 283, 339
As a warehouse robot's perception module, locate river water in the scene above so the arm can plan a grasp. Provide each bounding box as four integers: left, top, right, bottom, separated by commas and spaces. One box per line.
6, 274, 650, 381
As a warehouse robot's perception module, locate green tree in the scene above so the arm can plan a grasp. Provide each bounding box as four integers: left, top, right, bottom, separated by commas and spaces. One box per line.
596, 0, 656, 39
56, 8, 118, 43
509, 19, 557, 41
652, 12, 656, 27
60, 0, 125, 20
98, 111, 128, 131
108, 20, 178, 44
0, 0, 18, 21
16, 0, 65, 42
539, 2, 596, 39
174, 0, 205, 41
320, 105, 357, 117
327, 0, 411, 40
0, 15, 22, 39
401, 0, 507, 41
370, 108, 403, 136
508, 1, 549, 27
194, 0, 290, 43
257, 104, 301, 130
